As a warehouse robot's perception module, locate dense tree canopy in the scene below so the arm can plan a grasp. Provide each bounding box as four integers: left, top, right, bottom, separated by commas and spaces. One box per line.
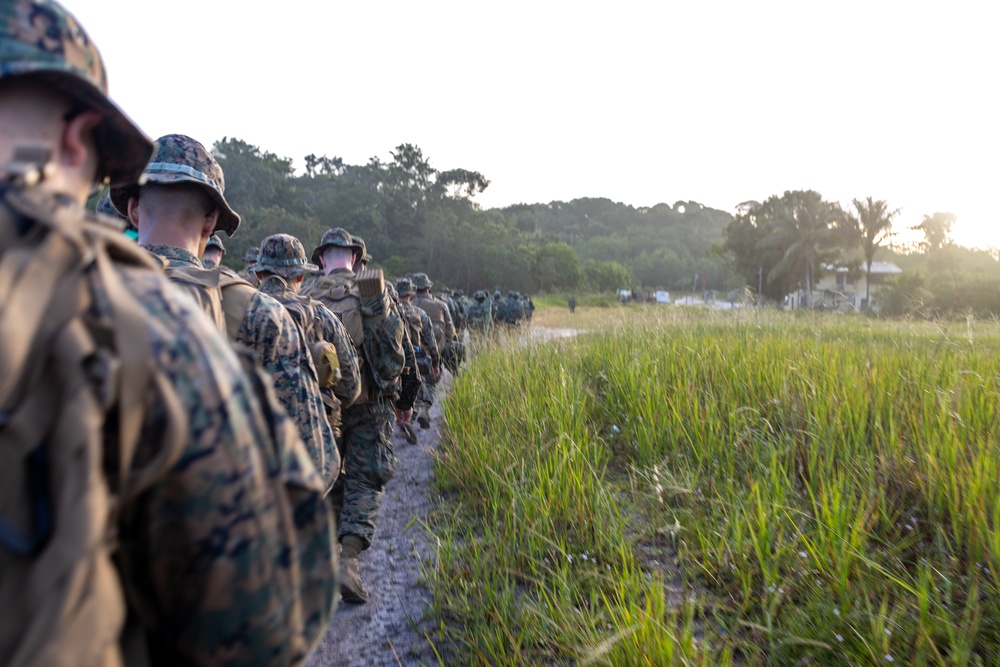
201, 137, 1000, 317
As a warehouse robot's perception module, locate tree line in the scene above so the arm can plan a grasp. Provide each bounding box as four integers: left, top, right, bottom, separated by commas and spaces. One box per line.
208, 138, 1000, 316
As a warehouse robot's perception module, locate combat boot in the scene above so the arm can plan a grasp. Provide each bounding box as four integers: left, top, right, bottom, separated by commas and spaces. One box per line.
400, 423, 417, 445
417, 409, 430, 429
339, 535, 369, 604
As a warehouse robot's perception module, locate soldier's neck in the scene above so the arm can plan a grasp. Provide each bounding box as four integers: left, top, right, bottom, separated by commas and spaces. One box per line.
138, 221, 206, 259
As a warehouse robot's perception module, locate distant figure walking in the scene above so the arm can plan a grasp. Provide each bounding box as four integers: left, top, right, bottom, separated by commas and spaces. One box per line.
569, 296, 576, 314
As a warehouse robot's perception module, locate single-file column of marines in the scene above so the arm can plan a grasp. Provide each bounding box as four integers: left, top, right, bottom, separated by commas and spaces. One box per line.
0, 2, 534, 665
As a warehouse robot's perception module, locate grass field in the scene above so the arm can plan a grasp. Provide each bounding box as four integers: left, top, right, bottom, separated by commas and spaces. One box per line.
428, 305, 1000, 665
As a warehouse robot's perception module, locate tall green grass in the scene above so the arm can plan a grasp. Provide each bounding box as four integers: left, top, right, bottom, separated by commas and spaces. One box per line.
430, 308, 1000, 665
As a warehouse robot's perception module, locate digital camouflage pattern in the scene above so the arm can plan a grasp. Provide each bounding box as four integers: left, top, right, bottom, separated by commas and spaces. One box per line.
110, 133, 241, 236
411, 272, 432, 290
232, 287, 340, 492
310, 226, 359, 266
258, 275, 362, 416
0, 186, 337, 666
398, 298, 438, 427
205, 232, 225, 254
412, 288, 456, 349
251, 233, 319, 278
466, 291, 492, 331
0, 0, 152, 184
141, 243, 227, 333
302, 242, 408, 551
328, 401, 396, 548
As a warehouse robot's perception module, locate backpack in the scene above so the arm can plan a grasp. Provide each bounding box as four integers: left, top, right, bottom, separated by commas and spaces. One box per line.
160, 264, 227, 335
303, 271, 405, 402
218, 267, 258, 343
0, 186, 187, 667
412, 294, 448, 349
259, 277, 342, 391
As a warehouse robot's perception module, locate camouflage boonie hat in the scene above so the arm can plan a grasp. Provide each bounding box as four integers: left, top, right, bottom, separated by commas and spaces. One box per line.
0, 0, 152, 185
412, 272, 433, 290
94, 190, 125, 221
311, 227, 360, 265
250, 233, 319, 278
454, 289, 464, 297
352, 235, 372, 263
205, 233, 225, 254
110, 134, 241, 237
243, 246, 258, 263
395, 277, 414, 297
474, 290, 486, 300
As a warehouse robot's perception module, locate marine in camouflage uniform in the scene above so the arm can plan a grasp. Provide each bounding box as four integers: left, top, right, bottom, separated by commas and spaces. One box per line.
110, 134, 238, 334
222, 271, 339, 490
411, 273, 456, 424
202, 232, 225, 269
251, 233, 361, 457
303, 228, 411, 604
113, 135, 339, 495
465, 289, 493, 332
0, 3, 336, 665
240, 246, 260, 286
396, 277, 439, 439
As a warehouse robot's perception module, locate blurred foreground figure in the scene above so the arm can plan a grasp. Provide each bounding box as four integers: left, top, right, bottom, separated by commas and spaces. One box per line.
0, 2, 336, 665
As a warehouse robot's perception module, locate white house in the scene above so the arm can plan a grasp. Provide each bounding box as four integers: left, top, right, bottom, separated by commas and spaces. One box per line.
785, 261, 902, 312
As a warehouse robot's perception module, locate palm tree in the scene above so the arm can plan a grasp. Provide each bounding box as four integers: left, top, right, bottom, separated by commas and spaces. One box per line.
850, 197, 898, 314
759, 190, 842, 308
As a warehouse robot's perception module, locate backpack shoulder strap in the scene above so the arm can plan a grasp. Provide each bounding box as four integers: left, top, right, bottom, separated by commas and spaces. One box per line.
218, 268, 257, 342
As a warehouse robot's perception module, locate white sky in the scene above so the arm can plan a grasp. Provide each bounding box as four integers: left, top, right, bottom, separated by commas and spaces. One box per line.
71, 0, 999, 248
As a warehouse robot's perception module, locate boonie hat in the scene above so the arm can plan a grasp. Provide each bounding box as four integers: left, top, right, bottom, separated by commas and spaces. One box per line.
251, 233, 318, 278
110, 134, 241, 236
0, 0, 152, 185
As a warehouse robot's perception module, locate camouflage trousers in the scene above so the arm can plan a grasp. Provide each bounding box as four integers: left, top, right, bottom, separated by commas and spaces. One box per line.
329, 399, 396, 549
415, 375, 438, 423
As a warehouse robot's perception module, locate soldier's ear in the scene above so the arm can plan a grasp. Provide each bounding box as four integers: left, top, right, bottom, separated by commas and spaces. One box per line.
127, 196, 140, 228
201, 207, 220, 239
60, 110, 102, 175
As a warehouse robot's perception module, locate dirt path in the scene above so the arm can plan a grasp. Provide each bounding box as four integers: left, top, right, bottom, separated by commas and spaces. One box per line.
307, 385, 448, 667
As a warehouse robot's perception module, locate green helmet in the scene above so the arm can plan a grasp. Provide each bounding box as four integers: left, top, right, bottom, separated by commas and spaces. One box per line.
474, 290, 486, 300
110, 134, 241, 237
251, 233, 319, 278
395, 277, 414, 297
0, 0, 152, 185
494, 290, 501, 299
205, 233, 225, 254
412, 272, 433, 290
311, 227, 360, 265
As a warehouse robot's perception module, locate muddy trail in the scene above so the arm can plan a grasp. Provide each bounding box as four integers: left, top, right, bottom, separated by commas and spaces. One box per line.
307, 385, 449, 666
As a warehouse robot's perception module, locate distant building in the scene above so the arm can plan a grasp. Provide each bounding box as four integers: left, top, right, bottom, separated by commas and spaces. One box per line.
786, 261, 902, 312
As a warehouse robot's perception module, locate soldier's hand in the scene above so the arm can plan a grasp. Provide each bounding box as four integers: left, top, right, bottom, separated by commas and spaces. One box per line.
395, 407, 413, 425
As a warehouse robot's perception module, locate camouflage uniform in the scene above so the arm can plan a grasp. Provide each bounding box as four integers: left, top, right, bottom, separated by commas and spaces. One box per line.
252, 233, 362, 448
0, 3, 336, 665
466, 290, 493, 332
114, 136, 336, 490
397, 277, 439, 432
110, 134, 238, 334
303, 228, 409, 603
225, 271, 340, 491
139, 243, 227, 331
